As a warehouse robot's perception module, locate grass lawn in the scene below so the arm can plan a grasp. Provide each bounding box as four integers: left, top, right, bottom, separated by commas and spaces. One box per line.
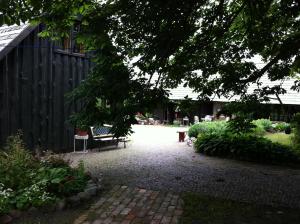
264, 133, 292, 146
181, 193, 300, 224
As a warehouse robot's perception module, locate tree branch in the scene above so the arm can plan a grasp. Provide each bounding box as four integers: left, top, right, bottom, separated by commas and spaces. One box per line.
241, 54, 281, 83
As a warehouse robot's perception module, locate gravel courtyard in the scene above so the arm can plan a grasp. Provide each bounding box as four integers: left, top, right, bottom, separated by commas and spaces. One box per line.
66, 125, 300, 208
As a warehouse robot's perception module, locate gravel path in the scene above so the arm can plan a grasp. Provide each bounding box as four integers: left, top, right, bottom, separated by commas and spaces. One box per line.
65, 125, 300, 208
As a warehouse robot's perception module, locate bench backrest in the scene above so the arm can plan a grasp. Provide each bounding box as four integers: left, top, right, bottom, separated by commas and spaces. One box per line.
90, 125, 114, 138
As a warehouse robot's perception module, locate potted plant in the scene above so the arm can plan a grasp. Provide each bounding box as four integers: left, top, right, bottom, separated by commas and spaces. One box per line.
75, 120, 89, 136
75, 122, 89, 136
69, 115, 90, 136
285, 125, 291, 134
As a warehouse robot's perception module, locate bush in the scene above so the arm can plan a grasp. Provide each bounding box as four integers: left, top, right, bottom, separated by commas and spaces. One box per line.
252, 125, 266, 136
0, 134, 89, 213
194, 133, 299, 165
227, 114, 255, 134
285, 126, 292, 134
14, 182, 56, 210
0, 183, 14, 214
36, 161, 88, 197
273, 122, 290, 132
188, 121, 227, 138
252, 119, 272, 131
291, 113, 300, 150
0, 134, 39, 190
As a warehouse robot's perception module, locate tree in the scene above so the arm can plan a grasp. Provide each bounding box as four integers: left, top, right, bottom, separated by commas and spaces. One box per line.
1, 0, 299, 135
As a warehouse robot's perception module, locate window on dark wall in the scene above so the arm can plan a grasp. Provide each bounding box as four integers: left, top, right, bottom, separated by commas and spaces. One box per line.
55, 22, 85, 55
62, 37, 71, 52
72, 22, 84, 54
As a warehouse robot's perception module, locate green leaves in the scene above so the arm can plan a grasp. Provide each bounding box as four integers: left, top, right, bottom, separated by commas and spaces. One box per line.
2, 0, 300, 136
0, 135, 88, 211
291, 113, 300, 151
195, 132, 300, 165
227, 113, 256, 135
188, 121, 228, 138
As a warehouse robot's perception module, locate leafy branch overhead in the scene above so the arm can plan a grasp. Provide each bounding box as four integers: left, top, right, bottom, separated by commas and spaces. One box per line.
1, 0, 299, 135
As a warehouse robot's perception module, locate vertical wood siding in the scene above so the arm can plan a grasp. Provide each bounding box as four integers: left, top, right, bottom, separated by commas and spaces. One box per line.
0, 26, 91, 152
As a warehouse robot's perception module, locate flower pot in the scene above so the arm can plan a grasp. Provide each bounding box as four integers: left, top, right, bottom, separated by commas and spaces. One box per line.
285, 127, 291, 134
76, 129, 88, 136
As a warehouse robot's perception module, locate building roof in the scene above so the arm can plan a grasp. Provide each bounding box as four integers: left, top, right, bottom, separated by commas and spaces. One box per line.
168, 75, 300, 105
0, 23, 36, 60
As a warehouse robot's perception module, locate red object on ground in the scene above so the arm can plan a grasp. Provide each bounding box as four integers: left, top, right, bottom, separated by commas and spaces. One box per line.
178, 131, 185, 142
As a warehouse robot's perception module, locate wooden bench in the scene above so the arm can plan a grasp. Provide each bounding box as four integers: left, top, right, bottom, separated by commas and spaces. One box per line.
90, 125, 128, 148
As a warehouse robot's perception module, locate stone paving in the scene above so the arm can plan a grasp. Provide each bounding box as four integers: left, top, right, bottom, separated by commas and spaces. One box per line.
66, 125, 300, 209
74, 185, 183, 224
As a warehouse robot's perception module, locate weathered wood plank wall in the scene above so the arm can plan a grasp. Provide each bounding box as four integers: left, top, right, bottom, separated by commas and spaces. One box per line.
0, 25, 91, 151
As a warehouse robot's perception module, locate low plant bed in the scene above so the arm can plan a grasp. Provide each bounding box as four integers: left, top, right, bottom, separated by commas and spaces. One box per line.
194, 133, 300, 165
0, 134, 101, 223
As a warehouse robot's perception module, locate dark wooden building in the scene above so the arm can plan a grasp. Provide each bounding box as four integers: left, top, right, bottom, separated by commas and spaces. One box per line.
0, 23, 92, 151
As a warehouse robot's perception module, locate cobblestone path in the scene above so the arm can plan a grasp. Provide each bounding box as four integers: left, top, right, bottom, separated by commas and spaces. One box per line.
74, 186, 183, 224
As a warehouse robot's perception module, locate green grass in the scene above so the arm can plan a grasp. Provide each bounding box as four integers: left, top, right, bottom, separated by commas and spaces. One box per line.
264, 133, 292, 146
181, 193, 300, 224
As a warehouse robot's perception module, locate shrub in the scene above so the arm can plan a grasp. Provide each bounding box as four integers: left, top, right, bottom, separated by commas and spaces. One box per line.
36, 161, 88, 197
291, 113, 300, 151
285, 125, 292, 134
0, 134, 89, 213
188, 121, 227, 138
252, 119, 272, 131
0, 134, 39, 190
0, 183, 14, 214
14, 182, 56, 210
252, 125, 266, 136
194, 133, 299, 165
273, 122, 290, 132
227, 114, 255, 134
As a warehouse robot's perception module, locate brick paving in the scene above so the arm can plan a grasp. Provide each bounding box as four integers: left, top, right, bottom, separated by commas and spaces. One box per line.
74, 186, 183, 224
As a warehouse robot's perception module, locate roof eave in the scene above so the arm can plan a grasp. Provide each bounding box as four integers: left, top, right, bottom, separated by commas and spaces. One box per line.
0, 24, 37, 61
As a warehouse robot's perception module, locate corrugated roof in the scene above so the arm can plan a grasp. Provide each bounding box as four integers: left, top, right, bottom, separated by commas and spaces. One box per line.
0, 23, 35, 60
168, 75, 300, 105
168, 83, 199, 100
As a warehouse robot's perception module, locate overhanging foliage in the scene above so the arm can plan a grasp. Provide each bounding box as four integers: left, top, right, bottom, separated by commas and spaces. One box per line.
1, 0, 299, 135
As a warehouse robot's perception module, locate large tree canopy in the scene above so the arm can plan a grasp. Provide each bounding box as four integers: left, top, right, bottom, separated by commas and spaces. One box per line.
1, 0, 299, 135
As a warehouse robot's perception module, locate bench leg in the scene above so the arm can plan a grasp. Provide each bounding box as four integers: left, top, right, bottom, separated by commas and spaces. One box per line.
124, 141, 126, 148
